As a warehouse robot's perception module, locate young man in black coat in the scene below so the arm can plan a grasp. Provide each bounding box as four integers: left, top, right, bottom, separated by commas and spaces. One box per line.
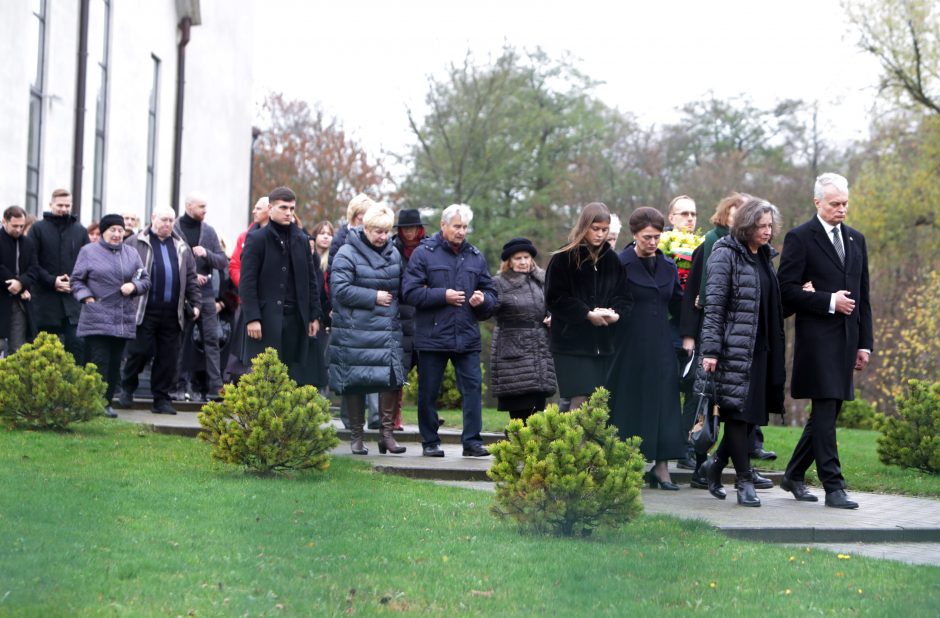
0, 206, 39, 355
239, 186, 321, 369
27, 188, 89, 362
778, 173, 873, 510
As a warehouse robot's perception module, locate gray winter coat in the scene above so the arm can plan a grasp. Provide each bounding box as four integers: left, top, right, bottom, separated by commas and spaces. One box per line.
328, 228, 405, 395
71, 240, 151, 339
697, 235, 784, 413
125, 228, 201, 330
489, 267, 556, 398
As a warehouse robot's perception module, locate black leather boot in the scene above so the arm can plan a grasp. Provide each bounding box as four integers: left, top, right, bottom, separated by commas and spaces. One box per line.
737, 480, 761, 507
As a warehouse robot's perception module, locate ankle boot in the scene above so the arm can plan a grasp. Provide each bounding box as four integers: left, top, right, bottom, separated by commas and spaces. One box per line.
737, 480, 761, 507
346, 395, 368, 455
378, 391, 406, 454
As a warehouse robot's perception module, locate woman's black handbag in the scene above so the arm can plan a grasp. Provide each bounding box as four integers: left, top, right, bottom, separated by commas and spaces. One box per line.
689, 373, 719, 455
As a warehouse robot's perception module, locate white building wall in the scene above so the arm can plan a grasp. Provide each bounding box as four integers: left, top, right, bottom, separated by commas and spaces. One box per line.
0, 0, 253, 249
181, 0, 254, 248
0, 2, 31, 206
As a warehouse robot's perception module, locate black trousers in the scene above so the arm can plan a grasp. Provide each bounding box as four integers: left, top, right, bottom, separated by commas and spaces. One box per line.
42, 319, 85, 365
86, 335, 126, 402
122, 306, 181, 403
784, 398, 845, 492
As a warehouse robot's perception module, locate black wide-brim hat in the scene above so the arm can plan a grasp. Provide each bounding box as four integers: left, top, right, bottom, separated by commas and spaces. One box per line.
394, 208, 424, 228
500, 237, 538, 261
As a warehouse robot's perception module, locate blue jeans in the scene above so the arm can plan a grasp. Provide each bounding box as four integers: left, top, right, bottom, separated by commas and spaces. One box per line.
418, 350, 483, 448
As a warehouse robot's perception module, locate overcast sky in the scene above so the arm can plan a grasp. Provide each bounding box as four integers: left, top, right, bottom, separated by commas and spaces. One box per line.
252, 0, 884, 162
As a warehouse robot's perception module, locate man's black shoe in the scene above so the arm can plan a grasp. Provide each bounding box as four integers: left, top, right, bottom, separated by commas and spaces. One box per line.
676, 456, 697, 470
736, 469, 774, 490
151, 400, 177, 415
422, 444, 445, 457
104, 406, 118, 418
462, 445, 490, 457
689, 465, 709, 489
749, 448, 777, 461
114, 392, 134, 409
825, 489, 859, 509
780, 476, 819, 502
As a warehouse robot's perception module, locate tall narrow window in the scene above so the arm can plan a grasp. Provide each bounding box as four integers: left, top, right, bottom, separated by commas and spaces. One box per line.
25, 0, 47, 215
91, 0, 111, 220
145, 54, 160, 219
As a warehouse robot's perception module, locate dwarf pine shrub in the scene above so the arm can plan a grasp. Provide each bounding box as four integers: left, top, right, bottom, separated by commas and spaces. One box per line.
877, 379, 940, 474
488, 388, 646, 537
837, 391, 883, 430
0, 332, 106, 430
403, 361, 486, 408
198, 348, 339, 473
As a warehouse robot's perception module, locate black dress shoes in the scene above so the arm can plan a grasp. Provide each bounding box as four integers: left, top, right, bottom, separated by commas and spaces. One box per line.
422, 444, 445, 457
151, 400, 177, 415
825, 489, 859, 509
749, 448, 777, 461
780, 476, 819, 502
104, 406, 118, 418
115, 392, 133, 409
462, 445, 490, 457
689, 464, 709, 489
644, 469, 679, 490
735, 469, 773, 490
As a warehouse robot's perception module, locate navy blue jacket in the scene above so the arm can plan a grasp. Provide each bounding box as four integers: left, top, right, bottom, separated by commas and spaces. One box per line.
402, 232, 497, 353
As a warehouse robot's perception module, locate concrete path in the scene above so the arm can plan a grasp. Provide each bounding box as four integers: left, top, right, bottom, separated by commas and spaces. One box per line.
114, 407, 940, 567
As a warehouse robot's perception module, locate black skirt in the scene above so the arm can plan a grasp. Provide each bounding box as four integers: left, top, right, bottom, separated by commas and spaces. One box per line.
553, 353, 612, 399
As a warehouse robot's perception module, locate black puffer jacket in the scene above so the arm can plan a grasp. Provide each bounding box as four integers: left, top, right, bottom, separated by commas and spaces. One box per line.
329, 228, 405, 395
545, 243, 629, 356
489, 267, 556, 398
697, 235, 783, 412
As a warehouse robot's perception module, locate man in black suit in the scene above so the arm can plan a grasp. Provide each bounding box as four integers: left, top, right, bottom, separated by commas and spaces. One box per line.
778, 173, 873, 509
239, 186, 321, 369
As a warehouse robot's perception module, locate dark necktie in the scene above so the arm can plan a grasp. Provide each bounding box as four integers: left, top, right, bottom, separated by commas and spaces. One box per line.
831, 226, 845, 264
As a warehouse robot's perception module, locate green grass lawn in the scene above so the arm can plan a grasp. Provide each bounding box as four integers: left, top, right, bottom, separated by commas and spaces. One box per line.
1, 421, 938, 616
399, 404, 508, 433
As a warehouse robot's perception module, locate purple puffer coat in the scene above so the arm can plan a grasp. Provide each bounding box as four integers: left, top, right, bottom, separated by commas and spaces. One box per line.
71, 240, 151, 339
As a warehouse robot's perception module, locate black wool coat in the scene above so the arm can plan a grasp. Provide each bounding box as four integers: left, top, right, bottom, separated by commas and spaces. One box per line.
0, 228, 39, 340
27, 213, 89, 326
777, 217, 873, 401
239, 223, 322, 365
606, 247, 686, 460
697, 236, 786, 418
489, 267, 556, 399
544, 243, 629, 357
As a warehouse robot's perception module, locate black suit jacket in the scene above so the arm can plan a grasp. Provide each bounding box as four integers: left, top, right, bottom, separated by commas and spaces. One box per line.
239, 223, 321, 364
778, 216, 873, 400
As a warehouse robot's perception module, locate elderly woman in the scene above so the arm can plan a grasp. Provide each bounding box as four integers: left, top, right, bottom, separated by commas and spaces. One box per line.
329, 203, 406, 455
699, 197, 786, 507
490, 237, 556, 422
545, 202, 627, 411
71, 214, 150, 417
608, 207, 686, 490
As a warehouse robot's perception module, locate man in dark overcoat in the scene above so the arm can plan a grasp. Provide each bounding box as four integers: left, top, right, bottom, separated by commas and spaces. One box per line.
27, 188, 89, 362
778, 173, 873, 509
0, 206, 39, 355
239, 186, 321, 368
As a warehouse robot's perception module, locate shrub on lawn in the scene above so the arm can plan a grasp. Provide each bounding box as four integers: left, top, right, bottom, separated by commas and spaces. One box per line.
877, 379, 940, 474
488, 388, 646, 537
402, 361, 487, 408
0, 332, 106, 430
837, 391, 883, 430
198, 348, 339, 474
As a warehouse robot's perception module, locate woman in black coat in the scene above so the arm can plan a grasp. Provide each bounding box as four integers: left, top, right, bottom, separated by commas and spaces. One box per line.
545, 202, 628, 411
699, 197, 786, 507
490, 237, 556, 421
608, 207, 686, 491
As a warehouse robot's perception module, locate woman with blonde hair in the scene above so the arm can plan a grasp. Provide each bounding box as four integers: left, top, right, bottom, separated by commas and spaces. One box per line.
544, 202, 627, 411
329, 203, 406, 455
